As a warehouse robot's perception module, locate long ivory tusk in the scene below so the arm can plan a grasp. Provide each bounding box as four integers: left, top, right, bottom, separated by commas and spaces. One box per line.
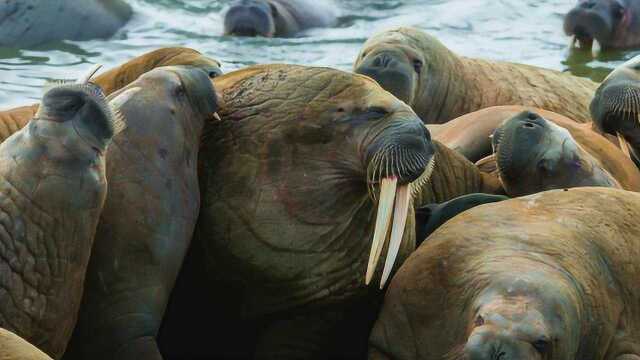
618, 132, 632, 159
592, 39, 602, 58
568, 35, 576, 48
365, 177, 397, 285
76, 64, 103, 84
379, 183, 411, 289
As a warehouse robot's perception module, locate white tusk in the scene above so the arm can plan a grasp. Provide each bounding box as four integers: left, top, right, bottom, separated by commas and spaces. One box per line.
76, 64, 103, 84
568, 35, 576, 48
592, 39, 602, 58
379, 183, 411, 289
618, 132, 632, 159
365, 177, 397, 285
213, 112, 222, 121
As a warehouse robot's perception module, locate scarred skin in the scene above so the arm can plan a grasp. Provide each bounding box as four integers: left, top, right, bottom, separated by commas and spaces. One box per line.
354, 27, 598, 124
0, 80, 115, 358
0, 47, 222, 143
370, 187, 640, 360
564, 0, 640, 51
431, 105, 640, 193
0, 0, 132, 48
192, 64, 500, 359
62, 66, 218, 360
0, 328, 52, 360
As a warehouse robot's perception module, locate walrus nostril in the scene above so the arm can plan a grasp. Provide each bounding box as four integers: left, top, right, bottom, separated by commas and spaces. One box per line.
523, 122, 536, 129
372, 53, 393, 69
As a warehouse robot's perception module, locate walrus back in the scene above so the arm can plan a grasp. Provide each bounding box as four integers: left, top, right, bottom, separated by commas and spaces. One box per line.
459, 57, 598, 123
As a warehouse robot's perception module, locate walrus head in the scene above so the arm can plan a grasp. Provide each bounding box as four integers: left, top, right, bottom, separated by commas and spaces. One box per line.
492, 111, 619, 196
204, 65, 435, 298
564, 0, 638, 55
354, 27, 457, 124
591, 55, 640, 164
224, 0, 276, 37
462, 268, 581, 360
35, 65, 121, 158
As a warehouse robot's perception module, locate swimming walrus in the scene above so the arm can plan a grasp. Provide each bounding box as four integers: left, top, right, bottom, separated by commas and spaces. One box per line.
370, 187, 640, 360
0, 67, 120, 358
0, 0, 132, 48
565, 0, 640, 55
223, 0, 337, 37
353, 27, 598, 124
590, 54, 640, 167
62, 66, 219, 360
0, 328, 52, 360
429, 105, 640, 195
0, 47, 222, 143
186, 64, 501, 359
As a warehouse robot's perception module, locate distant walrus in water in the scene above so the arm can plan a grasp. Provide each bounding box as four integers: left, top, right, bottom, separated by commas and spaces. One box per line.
0, 0, 132, 48
354, 27, 598, 124
370, 187, 640, 360
223, 0, 337, 37
564, 0, 640, 56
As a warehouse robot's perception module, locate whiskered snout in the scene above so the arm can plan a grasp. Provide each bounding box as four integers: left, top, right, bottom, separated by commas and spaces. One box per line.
365, 118, 435, 289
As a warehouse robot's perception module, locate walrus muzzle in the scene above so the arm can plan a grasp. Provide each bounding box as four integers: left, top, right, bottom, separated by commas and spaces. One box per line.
564, 0, 619, 56
224, 0, 276, 37
591, 61, 640, 164
365, 120, 434, 288
355, 49, 418, 107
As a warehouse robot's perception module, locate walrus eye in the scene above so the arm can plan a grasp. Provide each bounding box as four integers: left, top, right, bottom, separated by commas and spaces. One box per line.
532, 339, 550, 354
174, 84, 186, 98
413, 59, 423, 74
474, 315, 484, 327
612, 1, 625, 19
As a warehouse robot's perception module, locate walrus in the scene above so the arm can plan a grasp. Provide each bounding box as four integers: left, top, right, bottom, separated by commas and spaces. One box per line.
0, 67, 120, 358
590, 54, 640, 167
0, 0, 132, 48
492, 111, 622, 196
0, 47, 222, 144
565, 0, 640, 56
415, 193, 508, 243
0, 328, 52, 360
180, 64, 502, 359
223, 0, 337, 37
370, 187, 640, 360
429, 105, 640, 195
61, 66, 219, 360
353, 27, 598, 124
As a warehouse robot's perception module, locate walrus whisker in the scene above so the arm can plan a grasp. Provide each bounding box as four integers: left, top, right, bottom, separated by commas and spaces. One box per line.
76, 64, 104, 85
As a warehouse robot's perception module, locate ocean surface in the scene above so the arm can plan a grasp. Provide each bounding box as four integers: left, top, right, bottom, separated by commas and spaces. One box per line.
1, 0, 639, 110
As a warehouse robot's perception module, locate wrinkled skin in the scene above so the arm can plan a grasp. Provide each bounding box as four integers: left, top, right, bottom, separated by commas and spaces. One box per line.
415, 193, 508, 244
62, 66, 218, 360
0, 80, 115, 358
0, 0, 131, 48
0, 328, 52, 360
591, 55, 640, 167
430, 105, 640, 193
353, 27, 598, 124
223, 0, 337, 37
564, 0, 640, 52
493, 111, 621, 196
370, 187, 640, 360
190, 64, 499, 359
0, 47, 222, 143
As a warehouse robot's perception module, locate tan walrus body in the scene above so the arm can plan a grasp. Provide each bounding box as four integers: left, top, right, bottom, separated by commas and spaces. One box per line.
0, 47, 221, 143
354, 27, 598, 124
370, 187, 640, 360
0, 328, 52, 360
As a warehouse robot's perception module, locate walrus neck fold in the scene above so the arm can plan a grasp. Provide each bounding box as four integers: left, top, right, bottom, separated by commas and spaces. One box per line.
411, 141, 499, 207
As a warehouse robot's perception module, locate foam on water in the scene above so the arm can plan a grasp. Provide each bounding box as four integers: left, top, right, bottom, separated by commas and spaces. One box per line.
1, 0, 639, 109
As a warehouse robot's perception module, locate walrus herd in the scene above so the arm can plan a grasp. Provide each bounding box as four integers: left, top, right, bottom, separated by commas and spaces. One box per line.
4, 1, 640, 360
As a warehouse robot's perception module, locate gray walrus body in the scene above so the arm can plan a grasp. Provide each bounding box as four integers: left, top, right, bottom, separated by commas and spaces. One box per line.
0, 0, 132, 48
223, 0, 337, 37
